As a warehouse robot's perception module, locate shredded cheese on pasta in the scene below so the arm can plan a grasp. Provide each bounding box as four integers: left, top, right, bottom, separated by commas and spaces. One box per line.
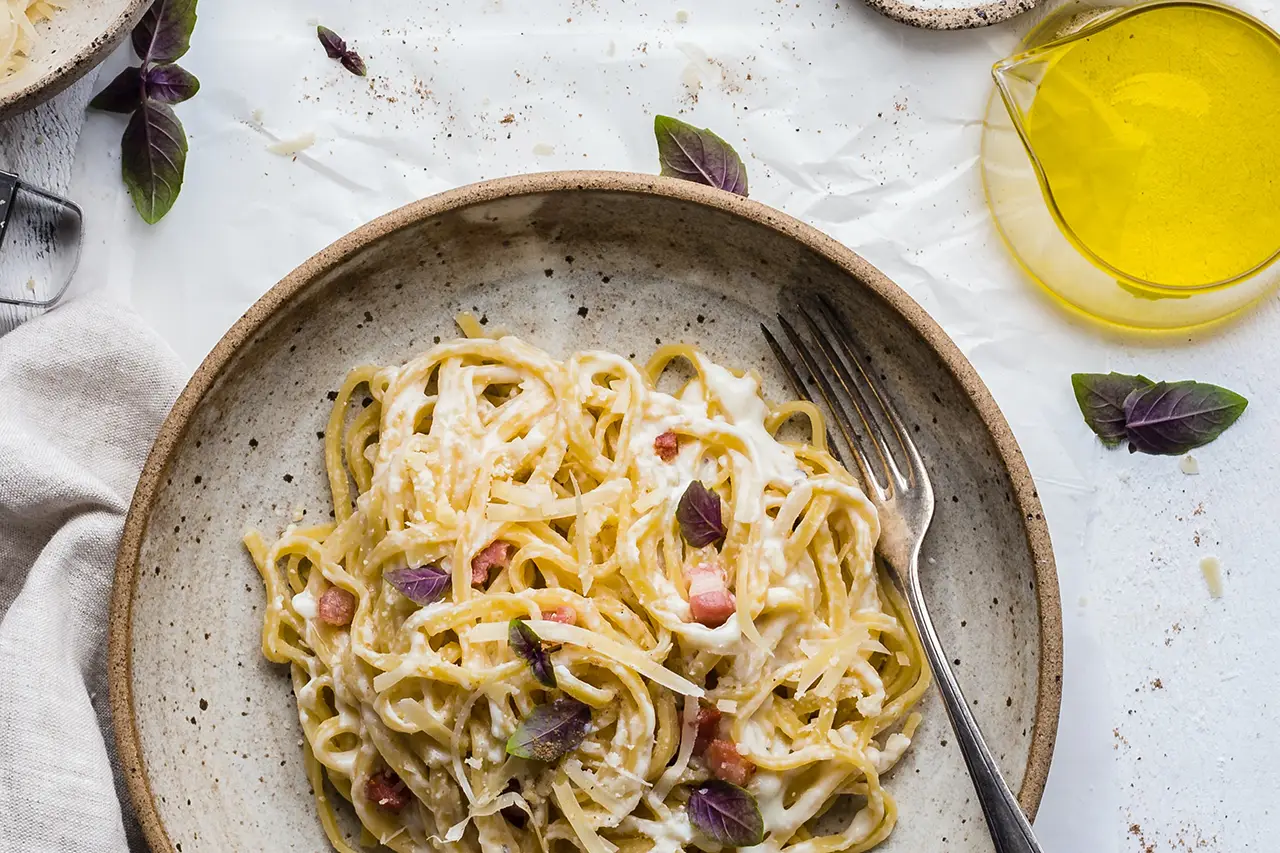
246, 317, 930, 852
0, 1, 59, 77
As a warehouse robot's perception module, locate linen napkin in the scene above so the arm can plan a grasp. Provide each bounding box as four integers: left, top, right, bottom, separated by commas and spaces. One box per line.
0, 295, 184, 852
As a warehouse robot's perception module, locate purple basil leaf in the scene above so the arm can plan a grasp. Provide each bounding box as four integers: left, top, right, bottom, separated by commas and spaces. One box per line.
1071, 372, 1152, 446
509, 619, 556, 688
654, 114, 748, 196
687, 780, 765, 846
145, 64, 200, 105
340, 50, 367, 77
133, 0, 198, 64
677, 481, 726, 548
121, 101, 188, 224
1123, 380, 1248, 456
316, 25, 346, 59
506, 698, 591, 761
384, 564, 450, 605
89, 67, 145, 114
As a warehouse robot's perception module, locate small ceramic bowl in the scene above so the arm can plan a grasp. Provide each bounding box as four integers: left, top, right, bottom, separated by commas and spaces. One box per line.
109, 171, 1062, 853
0, 0, 148, 121
864, 0, 1039, 30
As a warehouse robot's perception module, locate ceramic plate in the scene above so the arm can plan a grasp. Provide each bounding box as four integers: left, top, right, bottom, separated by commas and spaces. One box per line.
0, 0, 148, 121
864, 0, 1038, 30
109, 171, 1061, 853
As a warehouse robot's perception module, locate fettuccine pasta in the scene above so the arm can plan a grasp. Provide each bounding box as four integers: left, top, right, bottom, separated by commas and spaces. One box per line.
0, 1, 60, 77
246, 316, 929, 852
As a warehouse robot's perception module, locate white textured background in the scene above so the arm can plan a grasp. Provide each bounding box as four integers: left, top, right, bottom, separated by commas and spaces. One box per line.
59, 0, 1280, 850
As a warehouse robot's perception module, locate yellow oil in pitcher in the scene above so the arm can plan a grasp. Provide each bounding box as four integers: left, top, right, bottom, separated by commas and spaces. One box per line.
1019, 3, 1280, 289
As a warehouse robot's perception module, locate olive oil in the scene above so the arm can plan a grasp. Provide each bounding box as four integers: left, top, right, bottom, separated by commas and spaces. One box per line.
1022, 3, 1280, 288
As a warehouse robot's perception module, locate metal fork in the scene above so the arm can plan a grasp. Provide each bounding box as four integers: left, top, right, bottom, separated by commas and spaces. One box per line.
763, 297, 1045, 853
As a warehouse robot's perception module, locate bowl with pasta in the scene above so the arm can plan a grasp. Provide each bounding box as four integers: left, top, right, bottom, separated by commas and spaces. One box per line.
109, 171, 1061, 853
0, 0, 147, 121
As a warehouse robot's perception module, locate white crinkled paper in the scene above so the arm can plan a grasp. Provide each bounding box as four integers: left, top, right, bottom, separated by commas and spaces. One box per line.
66, 0, 1280, 850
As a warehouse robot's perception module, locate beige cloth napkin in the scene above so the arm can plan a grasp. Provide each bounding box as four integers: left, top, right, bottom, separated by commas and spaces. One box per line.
0, 294, 184, 852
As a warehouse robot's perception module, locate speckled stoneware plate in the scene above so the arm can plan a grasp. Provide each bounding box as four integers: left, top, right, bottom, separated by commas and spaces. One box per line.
0, 0, 148, 122
109, 171, 1061, 853
865, 0, 1037, 30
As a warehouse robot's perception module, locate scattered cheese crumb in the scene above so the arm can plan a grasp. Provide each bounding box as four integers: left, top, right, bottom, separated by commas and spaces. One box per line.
292, 506, 305, 522
1078, 596, 1089, 608
681, 63, 702, 91
532, 143, 555, 156
606, 39, 616, 57
675, 9, 690, 22
895, 651, 911, 666
1180, 455, 1200, 475
250, 108, 264, 124
23, 278, 35, 293
715, 699, 738, 714
268, 132, 316, 156
1200, 556, 1223, 598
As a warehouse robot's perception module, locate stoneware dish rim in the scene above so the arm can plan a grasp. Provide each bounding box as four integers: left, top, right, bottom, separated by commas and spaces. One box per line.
107, 169, 1063, 853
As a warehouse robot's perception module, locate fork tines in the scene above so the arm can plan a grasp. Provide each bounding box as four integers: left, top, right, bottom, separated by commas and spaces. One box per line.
762, 296, 922, 498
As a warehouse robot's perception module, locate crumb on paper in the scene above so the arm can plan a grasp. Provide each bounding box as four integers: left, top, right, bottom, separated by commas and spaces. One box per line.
268, 132, 316, 156
24, 278, 35, 293
606, 39, 616, 57
1200, 556, 1223, 598
1180, 455, 1200, 475
250, 108, 265, 124
292, 506, 305, 522
501, 113, 515, 124
676, 9, 690, 22
681, 63, 702, 93
532, 143, 555, 156
1078, 596, 1088, 608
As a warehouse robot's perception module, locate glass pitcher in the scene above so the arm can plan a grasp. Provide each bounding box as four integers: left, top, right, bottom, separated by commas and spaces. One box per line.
981, 0, 1280, 332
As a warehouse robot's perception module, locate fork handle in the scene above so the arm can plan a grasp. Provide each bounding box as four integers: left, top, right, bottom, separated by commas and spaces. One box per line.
905, 563, 1045, 853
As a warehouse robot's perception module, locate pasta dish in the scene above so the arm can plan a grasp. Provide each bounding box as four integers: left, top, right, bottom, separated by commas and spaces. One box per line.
1, 1, 60, 77
246, 316, 929, 852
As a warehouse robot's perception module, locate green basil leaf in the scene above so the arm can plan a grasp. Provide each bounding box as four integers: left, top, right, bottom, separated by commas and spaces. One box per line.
687, 779, 765, 846
121, 101, 188, 224
654, 115, 748, 196
506, 698, 591, 762
1123, 380, 1248, 456
1071, 372, 1152, 446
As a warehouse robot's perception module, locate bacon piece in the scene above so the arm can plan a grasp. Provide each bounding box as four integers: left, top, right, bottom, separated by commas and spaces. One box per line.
365, 770, 412, 812
544, 606, 577, 625
687, 560, 736, 628
705, 739, 755, 787
471, 541, 514, 587
317, 588, 356, 626
693, 703, 722, 756
654, 431, 680, 462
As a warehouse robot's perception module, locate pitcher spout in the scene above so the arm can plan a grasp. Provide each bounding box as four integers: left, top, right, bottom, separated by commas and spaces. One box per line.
991, 51, 1051, 129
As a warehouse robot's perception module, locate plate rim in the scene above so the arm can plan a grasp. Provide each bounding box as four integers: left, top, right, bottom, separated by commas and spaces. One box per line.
862, 0, 1038, 30
107, 169, 1063, 853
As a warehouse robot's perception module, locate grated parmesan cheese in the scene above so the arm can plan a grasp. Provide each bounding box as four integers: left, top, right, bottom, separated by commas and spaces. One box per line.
267, 132, 316, 156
